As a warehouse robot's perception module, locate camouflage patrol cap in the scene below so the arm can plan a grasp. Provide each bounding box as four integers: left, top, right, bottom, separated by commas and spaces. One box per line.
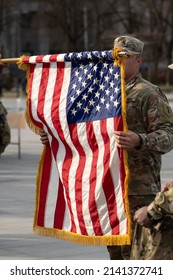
114, 35, 144, 55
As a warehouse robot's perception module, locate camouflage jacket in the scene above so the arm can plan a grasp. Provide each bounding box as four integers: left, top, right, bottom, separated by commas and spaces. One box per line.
0, 101, 11, 154
148, 188, 173, 221
126, 73, 173, 196
130, 189, 173, 260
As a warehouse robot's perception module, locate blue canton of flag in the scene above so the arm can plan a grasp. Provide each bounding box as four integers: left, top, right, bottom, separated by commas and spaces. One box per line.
65, 51, 121, 124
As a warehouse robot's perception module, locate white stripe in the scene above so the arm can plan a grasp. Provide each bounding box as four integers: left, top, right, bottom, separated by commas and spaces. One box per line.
31, 64, 43, 123
42, 64, 62, 228
107, 118, 127, 234
56, 54, 65, 62
42, 55, 51, 62
56, 62, 81, 232
76, 123, 95, 235
29, 56, 37, 63
92, 120, 111, 235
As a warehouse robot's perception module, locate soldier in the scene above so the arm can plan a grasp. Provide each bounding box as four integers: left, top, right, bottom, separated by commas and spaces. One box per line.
131, 180, 173, 259
0, 57, 11, 154
107, 36, 173, 259
39, 37, 173, 260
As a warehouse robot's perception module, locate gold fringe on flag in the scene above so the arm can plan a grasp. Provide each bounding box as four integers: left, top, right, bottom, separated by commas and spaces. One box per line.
113, 48, 132, 244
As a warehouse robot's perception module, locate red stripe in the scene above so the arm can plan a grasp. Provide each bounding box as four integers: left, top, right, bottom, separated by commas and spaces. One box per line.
50, 62, 66, 229
100, 119, 120, 235
53, 178, 65, 228
69, 124, 88, 235
36, 64, 50, 123
28, 64, 43, 129
114, 116, 128, 228
86, 122, 103, 236
50, 62, 77, 233
50, 54, 58, 62
37, 146, 52, 226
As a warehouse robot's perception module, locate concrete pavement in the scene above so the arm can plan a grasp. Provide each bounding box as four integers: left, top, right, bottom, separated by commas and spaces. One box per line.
0, 97, 109, 260
0, 95, 173, 260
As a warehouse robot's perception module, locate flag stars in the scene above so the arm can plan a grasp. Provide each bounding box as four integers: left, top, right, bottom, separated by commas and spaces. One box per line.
89, 99, 95, 106
87, 73, 93, 80
84, 106, 90, 114
72, 83, 77, 89
114, 72, 119, 80
110, 95, 114, 101
84, 68, 88, 74
93, 65, 98, 72
87, 53, 92, 59
76, 89, 81, 96
93, 78, 99, 85
105, 75, 109, 82
75, 71, 79, 77
100, 83, 105, 91
105, 89, 110, 96
95, 92, 100, 98
100, 97, 105, 104
77, 53, 82, 59
88, 86, 94, 93
82, 93, 87, 100
109, 67, 114, 74
82, 81, 87, 87
110, 81, 114, 88
113, 100, 119, 107
78, 76, 82, 82
103, 62, 109, 68
70, 96, 75, 103
106, 103, 110, 110
114, 86, 119, 94
71, 108, 77, 115
96, 104, 101, 111
77, 101, 82, 108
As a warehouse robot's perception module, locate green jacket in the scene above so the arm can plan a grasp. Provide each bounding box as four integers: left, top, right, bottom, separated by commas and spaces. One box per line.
0, 101, 11, 154
126, 74, 173, 196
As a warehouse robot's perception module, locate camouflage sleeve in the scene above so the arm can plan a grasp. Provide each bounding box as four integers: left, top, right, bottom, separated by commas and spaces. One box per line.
147, 188, 173, 220
137, 88, 173, 154
0, 102, 11, 154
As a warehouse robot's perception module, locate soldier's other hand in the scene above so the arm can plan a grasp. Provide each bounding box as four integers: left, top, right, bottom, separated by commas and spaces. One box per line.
40, 129, 49, 145
133, 206, 153, 228
114, 130, 141, 149
161, 180, 173, 193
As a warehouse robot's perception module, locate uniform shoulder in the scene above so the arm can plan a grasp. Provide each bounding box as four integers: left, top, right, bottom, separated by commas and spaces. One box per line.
135, 75, 168, 102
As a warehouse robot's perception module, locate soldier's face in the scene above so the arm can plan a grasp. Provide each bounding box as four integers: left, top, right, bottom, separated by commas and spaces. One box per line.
124, 55, 142, 83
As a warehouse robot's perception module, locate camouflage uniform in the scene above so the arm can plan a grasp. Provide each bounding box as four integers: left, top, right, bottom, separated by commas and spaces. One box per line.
0, 101, 11, 154
107, 74, 173, 260
130, 188, 173, 259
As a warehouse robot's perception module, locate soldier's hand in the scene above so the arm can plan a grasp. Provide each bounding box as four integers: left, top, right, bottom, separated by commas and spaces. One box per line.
133, 206, 153, 228
161, 180, 173, 193
114, 130, 141, 149
40, 129, 49, 145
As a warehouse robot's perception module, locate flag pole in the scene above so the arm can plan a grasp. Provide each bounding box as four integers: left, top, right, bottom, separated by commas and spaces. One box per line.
0, 58, 20, 64
0, 52, 128, 65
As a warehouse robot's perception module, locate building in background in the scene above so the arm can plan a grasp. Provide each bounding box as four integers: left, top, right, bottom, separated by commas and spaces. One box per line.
0, 0, 173, 88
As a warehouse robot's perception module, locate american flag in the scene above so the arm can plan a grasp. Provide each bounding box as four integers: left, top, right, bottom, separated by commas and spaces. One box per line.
22, 50, 131, 245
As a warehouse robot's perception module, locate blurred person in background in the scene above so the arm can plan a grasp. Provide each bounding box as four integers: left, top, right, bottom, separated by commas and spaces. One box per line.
0, 55, 11, 155
131, 180, 173, 259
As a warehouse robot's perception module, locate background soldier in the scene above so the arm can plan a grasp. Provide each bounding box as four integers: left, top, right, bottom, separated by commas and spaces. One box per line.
131, 180, 173, 259
0, 56, 11, 155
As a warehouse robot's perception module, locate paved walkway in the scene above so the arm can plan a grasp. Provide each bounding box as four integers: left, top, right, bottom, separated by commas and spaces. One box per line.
0, 95, 173, 260
0, 97, 108, 260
